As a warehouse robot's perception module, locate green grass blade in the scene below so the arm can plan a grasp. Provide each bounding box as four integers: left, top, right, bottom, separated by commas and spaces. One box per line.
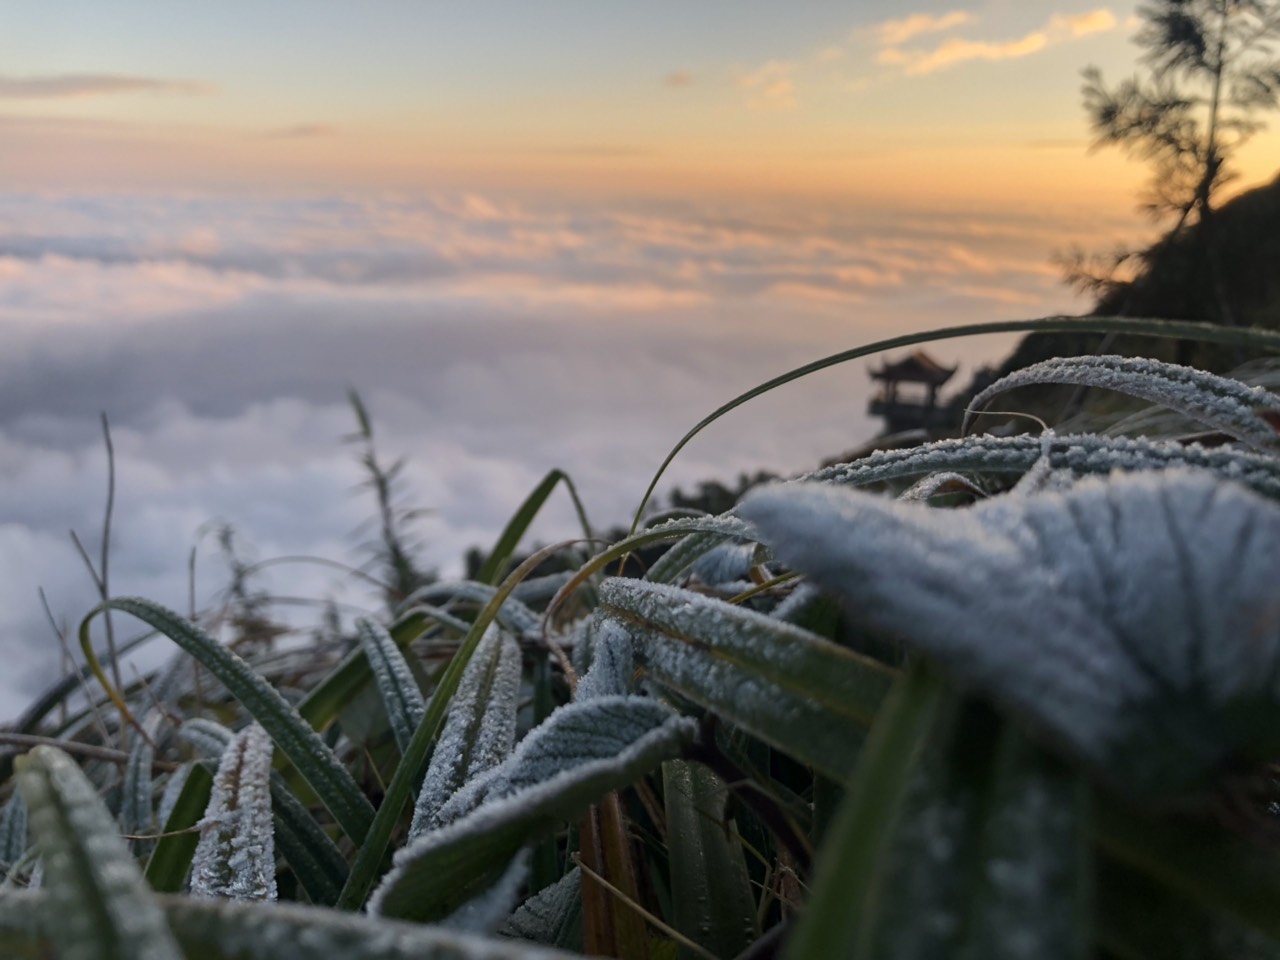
145, 760, 214, 893
79, 597, 375, 845
599, 578, 895, 780
337, 544, 572, 911
16, 744, 183, 960
355, 617, 426, 755
296, 611, 431, 733
663, 760, 757, 960
631, 315, 1280, 528
476, 468, 595, 585
783, 662, 944, 960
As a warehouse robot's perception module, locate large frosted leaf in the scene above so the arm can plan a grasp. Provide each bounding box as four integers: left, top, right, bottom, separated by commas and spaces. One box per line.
965, 355, 1280, 451
369, 696, 696, 922
500, 868, 583, 950
410, 625, 522, 839
190, 723, 277, 901
599, 578, 895, 780
15, 745, 182, 960
739, 470, 1280, 800
0, 889, 584, 960
355, 617, 426, 755
804, 433, 1280, 500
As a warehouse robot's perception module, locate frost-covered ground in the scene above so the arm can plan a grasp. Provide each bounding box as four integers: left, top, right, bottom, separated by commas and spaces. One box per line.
0, 189, 1116, 717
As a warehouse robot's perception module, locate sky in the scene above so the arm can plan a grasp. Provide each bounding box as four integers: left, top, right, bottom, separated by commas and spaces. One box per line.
2, 2, 1278, 720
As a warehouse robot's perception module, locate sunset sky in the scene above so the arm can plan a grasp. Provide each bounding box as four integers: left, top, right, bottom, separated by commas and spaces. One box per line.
6, 1, 1275, 202
2, 2, 1278, 716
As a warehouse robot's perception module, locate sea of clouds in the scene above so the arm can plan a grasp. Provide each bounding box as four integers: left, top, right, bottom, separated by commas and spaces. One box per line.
0, 188, 1120, 719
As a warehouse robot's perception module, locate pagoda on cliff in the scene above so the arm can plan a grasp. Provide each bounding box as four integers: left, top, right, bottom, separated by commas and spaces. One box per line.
868, 350, 957, 433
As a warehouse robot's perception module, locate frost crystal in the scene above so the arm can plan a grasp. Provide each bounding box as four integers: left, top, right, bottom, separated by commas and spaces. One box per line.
410, 625, 522, 838
740, 470, 1280, 799
356, 617, 426, 755
190, 723, 278, 901
575, 619, 635, 701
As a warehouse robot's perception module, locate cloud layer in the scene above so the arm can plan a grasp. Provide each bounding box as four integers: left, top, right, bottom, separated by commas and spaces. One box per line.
0, 188, 1112, 720
0, 73, 212, 99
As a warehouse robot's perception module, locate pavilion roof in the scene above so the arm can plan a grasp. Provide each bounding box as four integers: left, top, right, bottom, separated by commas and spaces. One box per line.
869, 349, 957, 386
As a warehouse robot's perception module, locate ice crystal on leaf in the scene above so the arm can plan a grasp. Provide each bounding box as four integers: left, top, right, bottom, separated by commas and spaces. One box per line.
190, 723, 277, 901
739, 470, 1280, 800
410, 625, 522, 839
574, 619, 635, 701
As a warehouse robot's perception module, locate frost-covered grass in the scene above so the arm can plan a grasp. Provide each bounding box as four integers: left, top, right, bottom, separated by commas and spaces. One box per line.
3, 316, 1280, 959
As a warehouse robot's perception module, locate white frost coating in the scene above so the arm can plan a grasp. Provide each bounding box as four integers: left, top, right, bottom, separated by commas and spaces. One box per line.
898, 472, 988, 502
740, 470, 1280, 799
156, 764, 193, 832
440, 849, 530, 934
356, 617, 426, 755
500, 866, 581, 945
804, 433, 1280, 500
190, 723, 278, 901
410, 625, 522, 839
17, 745, 183, 960
369, 703, 696, 919
691, 541, 760, 585
178, 717, 234, 759
965, 355, 1280, 451
0, 792, 27, 871
575, 619, 635, 701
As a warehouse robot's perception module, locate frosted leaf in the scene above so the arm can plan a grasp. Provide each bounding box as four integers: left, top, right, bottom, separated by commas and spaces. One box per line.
739, 470, 1280, 799
16, 745, 183, 960
690, 541, 761, 585
190, 723, 277, 901
575, 619, 635, 701
965, 355, 1280, 451
369, 698, 695, 922
0, 792, 28, 879
805, 433, 1280, 500
642, 514, 762, 585
398, 581, 540, 636
410, 625, 522, 839
440, 849, 530, 934
500, 867, 583, 949
600, 578, 894, 780
770, 582, 822, 625
899, 472, 988, 502
356, 617, 426, 755
179, 717, 235, 758
119, 714, 162, 857
569, 616, 597, 680
511, 571, 577, 605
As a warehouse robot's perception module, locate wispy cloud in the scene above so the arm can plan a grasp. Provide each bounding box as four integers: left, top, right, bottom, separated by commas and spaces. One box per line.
0, 73, 212, 99
257, 123, 337, 141
876, 11, 975, 47
737, 60, 796, 110
874, 8, 1119, 76
664, 70, 694, 88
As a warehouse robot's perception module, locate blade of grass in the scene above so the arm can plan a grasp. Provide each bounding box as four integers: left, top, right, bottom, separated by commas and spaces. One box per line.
630, 316, 1280, 529
476, 469, 594, 585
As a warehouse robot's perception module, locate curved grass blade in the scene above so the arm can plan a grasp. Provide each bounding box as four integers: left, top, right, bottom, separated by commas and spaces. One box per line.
398, 581, 542, 635
338, 544, 574, 911
783, 663, 944, 960
190, 723, 277, 901
410, 625, 522, 839
965, 355, 1280, 450
16, 744, 183, 960
476, 468, 594, 585
599, 579, 894, 780
663, 760, 757, 960
296, 610, 431, 733
369, 697, 696, 923
631, 315, 1280, 528
79, 598, 375, 844
805, 432, 1280, 500
356, 617, 426, 755
0, 888, 586, 960
146, 761, 214, 894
